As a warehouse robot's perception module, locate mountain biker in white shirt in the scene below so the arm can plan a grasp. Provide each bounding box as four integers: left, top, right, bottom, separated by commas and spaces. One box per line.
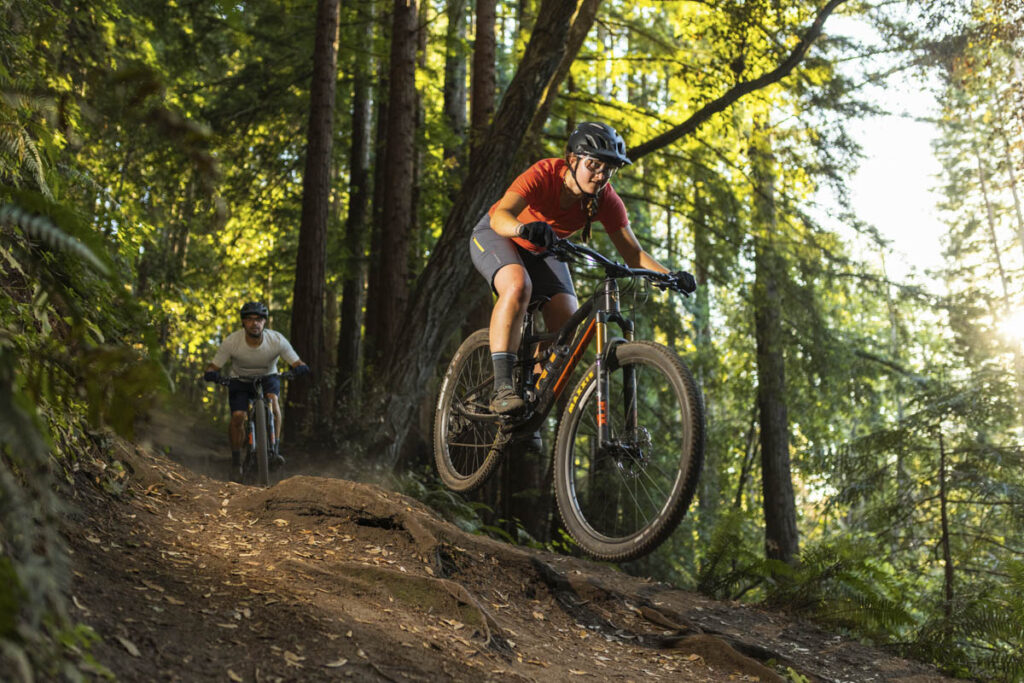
203, 301, 310, 482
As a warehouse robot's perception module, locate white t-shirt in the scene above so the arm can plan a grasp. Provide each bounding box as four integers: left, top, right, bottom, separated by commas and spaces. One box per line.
212, 329, 300, 377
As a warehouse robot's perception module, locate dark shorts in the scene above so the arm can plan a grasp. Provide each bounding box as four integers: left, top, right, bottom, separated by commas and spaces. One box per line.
469, 215, 576, 300
228, 376, 281, 413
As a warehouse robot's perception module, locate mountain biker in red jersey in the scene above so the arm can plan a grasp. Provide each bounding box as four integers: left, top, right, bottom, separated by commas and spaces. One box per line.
469, 122, 697, 417
203, 301, 310, 482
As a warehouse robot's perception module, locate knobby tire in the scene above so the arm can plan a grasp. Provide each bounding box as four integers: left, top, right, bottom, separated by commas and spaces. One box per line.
434, 329, 504, 492
253, 398, 270, 487
554, 341, 704, 562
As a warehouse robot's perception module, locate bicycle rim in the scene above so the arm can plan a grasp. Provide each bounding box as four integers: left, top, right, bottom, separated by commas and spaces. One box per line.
555, 341, 704, 561
254, 399, 270, 487
434, 329, 503, 492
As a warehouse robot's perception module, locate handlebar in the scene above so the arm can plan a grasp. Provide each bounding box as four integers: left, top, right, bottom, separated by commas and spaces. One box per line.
207, 370, 297, 386
547, 239, 690, 294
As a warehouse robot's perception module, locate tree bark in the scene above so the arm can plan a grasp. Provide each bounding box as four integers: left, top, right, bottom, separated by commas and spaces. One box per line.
469, 0, 496, 160
288, 0, 341, 435
364, 0, 419, 369
376, 0, 589, 467
751, 120, 799, 565
443, 0, 468, 171
336, 0, 375, 404
518, 0, 603, 165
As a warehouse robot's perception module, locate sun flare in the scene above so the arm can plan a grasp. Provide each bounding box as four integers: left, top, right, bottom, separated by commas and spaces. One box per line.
998, 309, 1024, 342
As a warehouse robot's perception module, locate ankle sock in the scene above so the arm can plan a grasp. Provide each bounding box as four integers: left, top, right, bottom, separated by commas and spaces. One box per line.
491, 352, 516, 392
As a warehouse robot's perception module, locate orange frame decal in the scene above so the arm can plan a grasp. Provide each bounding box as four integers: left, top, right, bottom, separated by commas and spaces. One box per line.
552, 318, 596, 398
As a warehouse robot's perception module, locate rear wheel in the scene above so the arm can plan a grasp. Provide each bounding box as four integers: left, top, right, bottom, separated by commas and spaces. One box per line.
253, 398, 270, 487
434, 329, 504, 492
554, 341, 704, 561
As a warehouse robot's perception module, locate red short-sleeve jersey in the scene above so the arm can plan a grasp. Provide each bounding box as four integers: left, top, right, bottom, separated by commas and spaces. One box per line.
488, 158, 629, 253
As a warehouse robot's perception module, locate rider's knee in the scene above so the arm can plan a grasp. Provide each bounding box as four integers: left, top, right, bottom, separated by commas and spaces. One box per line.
230, 411, 246, 424
495, 268, 532, 307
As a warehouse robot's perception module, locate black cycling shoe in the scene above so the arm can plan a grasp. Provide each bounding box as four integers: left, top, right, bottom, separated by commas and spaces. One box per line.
230, 465, 244, 483
489, 384, 525, 415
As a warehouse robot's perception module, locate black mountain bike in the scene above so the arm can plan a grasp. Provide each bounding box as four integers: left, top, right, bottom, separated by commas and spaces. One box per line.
434, 239, 705, 561
212, 371, 294, 487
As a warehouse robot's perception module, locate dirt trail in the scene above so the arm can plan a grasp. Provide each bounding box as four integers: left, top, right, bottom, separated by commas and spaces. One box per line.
63, 412, 958, 682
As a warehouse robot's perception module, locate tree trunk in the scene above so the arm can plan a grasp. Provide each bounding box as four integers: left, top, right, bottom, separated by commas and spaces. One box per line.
518, 0, 603, 165
469, 0, 496, 160
376, 0, 591, 468
751, 120, 799, 565
288, 0, 341, 436
335, 0, 374, 405
364, 0, 418, 369
363, 57, 390, 386
938, 430, 955, 621
443, 0, 468, 172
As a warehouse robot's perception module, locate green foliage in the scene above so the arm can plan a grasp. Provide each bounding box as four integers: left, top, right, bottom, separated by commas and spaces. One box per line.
398, 468, 494, 535
766, 539, 915, 640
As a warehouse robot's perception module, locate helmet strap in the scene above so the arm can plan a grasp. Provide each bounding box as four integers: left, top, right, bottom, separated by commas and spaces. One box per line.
566, 156, 602, 243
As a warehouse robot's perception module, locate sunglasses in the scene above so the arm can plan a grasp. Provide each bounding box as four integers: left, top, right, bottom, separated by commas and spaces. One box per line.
578, 155, 619, 178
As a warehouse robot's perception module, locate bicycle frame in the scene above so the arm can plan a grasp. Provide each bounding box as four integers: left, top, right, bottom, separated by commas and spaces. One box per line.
244, 380, 277, 458
514, 274, 639, 451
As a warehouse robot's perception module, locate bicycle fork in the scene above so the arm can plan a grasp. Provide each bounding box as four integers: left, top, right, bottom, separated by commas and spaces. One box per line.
266, 403, 277, 456
594, 278, 636, 449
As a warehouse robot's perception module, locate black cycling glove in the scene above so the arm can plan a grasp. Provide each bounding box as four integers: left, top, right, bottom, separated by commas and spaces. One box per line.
203, 369, 220, 383
670, 270, 697, 295
517, 221, 556, 250
292, 364, 311, 377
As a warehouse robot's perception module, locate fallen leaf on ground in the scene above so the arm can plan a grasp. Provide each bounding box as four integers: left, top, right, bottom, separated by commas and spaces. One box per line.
324, 659, 348, 668
227, 670, 243, 682
116, 636, 141, 657
283, 651, 305, 667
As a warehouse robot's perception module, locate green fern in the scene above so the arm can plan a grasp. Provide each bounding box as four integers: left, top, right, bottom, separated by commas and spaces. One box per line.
0, 204, 108, 275
0, 122, 52, 199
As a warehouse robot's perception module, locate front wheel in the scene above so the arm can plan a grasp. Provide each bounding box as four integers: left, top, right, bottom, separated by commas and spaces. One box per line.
554, 341, 704, 562
433, 329, 504, 492
253, 398, 270, 487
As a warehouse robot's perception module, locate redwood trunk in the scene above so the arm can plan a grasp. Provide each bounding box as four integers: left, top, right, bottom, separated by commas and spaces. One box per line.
289, 0, 341, 435
364, 0, 418, 368
335, 0, 374, 403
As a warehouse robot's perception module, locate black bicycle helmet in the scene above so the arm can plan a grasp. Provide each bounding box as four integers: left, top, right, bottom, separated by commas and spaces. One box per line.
239, 301, 269, 319
566, 122, 632, 167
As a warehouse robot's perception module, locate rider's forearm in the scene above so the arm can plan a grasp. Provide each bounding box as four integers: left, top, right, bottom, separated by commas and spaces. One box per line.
206, 362, 221, 372
491, 209, 524, 239
636, 250, 669, 273
621, 247, 668, 273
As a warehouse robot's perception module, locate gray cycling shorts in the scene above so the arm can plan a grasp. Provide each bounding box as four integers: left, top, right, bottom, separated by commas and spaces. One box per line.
469, 214, 576, 299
